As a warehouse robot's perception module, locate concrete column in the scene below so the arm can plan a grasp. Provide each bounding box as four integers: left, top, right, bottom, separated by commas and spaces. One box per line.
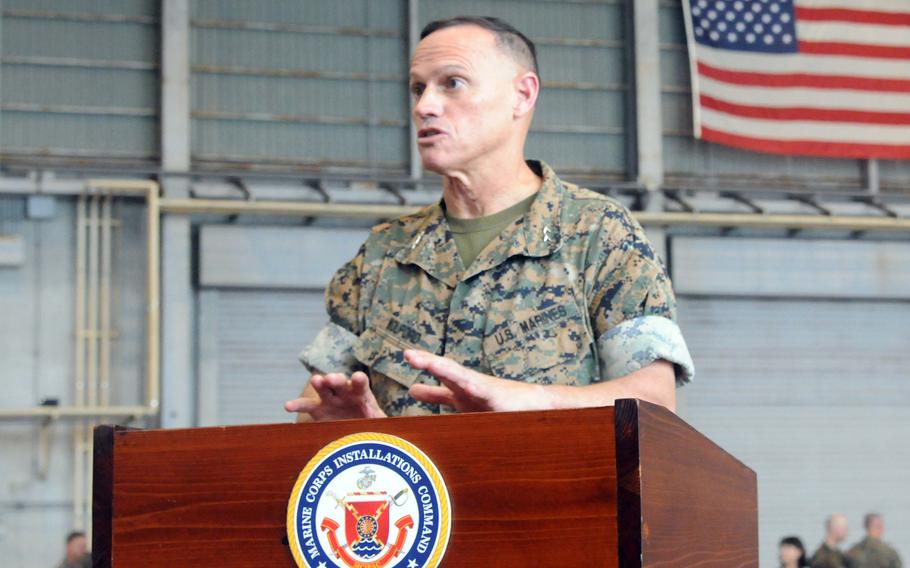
160, 0, 194, 427
633, 0, 664, 192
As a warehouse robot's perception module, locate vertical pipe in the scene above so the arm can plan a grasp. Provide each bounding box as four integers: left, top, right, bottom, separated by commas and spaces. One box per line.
87, 195, 100, 417
88, 192, 114, 544
84, 194, 101, 533
100, 194, 112, 407
146, 186, 161, 411
73, 195, 87, 529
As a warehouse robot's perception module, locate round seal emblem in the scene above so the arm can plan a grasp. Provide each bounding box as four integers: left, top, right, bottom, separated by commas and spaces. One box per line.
287, 433, 451, 568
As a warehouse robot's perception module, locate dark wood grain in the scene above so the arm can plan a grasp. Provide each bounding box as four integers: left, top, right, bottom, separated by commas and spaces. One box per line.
621, 400, 759, 568
95, 403, 758, 567
92, 425, 120, 568
103, 407, 619, 567
614, 399, 643, 568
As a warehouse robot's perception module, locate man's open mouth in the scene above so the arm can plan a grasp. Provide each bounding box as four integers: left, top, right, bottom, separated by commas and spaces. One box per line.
418, 127, 445, 139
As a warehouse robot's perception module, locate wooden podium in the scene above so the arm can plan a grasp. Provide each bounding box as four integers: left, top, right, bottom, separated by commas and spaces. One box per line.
93, 400, 757, 567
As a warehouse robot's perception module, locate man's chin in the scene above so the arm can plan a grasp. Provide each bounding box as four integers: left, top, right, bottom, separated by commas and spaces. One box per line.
419, 155, 453, 176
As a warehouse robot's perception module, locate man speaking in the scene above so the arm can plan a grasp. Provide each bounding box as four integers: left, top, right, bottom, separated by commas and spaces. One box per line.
285, 16, 694, 421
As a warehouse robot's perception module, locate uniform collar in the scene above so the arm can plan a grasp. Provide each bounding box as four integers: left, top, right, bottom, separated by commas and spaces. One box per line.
395, 160, 566, 286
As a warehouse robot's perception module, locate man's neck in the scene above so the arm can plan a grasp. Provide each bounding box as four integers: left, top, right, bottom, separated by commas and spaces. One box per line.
824, 536, 839, 548
441, 158, 541, 219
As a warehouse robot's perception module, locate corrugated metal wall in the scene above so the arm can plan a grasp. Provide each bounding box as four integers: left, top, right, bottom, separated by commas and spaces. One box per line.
0, 0, 905, 188
188, 0, 632, 179
190, 0, 410, 173
0, 0, 160, 165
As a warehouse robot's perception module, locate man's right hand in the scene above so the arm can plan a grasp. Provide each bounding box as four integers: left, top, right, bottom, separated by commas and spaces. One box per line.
284, 371, 386, 422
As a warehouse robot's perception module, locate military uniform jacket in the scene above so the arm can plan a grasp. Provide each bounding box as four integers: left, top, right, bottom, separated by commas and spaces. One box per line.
847, 537, 903, 568
812, 543, 847, 568
300, 161, 694, 416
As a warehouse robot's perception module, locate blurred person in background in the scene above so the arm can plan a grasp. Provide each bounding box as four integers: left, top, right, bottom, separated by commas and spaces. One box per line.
55, 531, 90, 568
781, 535, 811, 568
846, 513, 902, 568
811, 513, 849, 568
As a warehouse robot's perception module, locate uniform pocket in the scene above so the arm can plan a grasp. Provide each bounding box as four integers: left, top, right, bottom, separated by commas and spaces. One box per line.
482, 300, 595, 385
352, 327, 425, 388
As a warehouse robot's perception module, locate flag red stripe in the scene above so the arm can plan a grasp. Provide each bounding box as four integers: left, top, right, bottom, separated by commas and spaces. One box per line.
700, 126, 910, 159
700, 95, 910, 125
794, 6, 910, 27
799, 41, 910, 60
697, 61, 910, 93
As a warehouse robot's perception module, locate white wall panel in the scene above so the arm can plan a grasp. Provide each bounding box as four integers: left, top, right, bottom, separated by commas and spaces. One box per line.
198, 289, 327, 426
199, 225, 369, 289
678, 296, 910, 567
673, 237, 910, 300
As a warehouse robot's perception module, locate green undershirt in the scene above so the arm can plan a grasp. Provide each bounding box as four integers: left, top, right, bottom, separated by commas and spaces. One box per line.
446, 192, 537, 269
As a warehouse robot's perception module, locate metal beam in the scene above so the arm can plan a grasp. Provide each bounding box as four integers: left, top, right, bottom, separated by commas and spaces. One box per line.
162, 0, 190, 172
157, 197, 910, 232
0, 406, 158, 421
867, 158, 881, 195
633, 0, 664, 191
407, 0, 422, 181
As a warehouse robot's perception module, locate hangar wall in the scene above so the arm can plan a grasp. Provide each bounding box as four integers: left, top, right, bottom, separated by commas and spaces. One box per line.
0, 1, 908, 567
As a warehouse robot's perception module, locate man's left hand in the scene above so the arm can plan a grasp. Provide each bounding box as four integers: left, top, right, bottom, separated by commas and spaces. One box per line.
405, 349, 551, 412
405, 349, 677, 413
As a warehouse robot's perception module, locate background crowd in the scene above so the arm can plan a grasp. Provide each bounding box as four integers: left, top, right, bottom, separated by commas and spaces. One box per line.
780, 513, 902, 568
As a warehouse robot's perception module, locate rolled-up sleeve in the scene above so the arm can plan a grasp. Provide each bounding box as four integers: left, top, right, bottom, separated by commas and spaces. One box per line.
298, 321, 362, 376
297, 243, 366, 376
596, 315, 694, 385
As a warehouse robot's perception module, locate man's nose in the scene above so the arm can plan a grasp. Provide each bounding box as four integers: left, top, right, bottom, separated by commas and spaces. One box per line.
413, 88, 442, 120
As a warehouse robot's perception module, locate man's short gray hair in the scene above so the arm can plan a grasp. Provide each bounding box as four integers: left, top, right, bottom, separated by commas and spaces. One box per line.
420, 16, 540, 79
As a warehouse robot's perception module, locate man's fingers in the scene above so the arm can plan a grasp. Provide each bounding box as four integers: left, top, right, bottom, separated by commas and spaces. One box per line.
350, 371, 370, 395
284, 397, 320, 414
409, 383, 456, 407
404, 349, 478, 390
310, 373, 348, 400
323, 373, 350, 390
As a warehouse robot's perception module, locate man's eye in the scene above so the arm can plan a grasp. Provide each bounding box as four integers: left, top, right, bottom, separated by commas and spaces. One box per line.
410, 84, 425, 97
445, 77, 465, 89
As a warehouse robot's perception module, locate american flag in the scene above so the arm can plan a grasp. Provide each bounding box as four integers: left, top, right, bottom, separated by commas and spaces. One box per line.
682, 0, 910, 159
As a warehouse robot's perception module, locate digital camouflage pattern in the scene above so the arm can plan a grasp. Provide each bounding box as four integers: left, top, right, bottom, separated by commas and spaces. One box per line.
811, 543, 847, 568
846, 537, 903, 568
300, 161, 694, 416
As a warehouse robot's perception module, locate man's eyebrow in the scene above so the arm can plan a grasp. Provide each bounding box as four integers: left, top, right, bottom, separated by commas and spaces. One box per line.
409, 64, 471, 81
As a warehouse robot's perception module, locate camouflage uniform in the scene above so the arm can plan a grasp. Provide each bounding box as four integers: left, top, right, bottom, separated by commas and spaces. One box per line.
299, 161, 694, 416
846, 537, 903, 568
811, 542, 847, 568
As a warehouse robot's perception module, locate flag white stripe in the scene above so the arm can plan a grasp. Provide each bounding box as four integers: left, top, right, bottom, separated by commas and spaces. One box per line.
797, 21, 910, 48
696, 44, 910, 79
699, 76, 910, 112
796, 0, 910, 12
701, 108, 910, 144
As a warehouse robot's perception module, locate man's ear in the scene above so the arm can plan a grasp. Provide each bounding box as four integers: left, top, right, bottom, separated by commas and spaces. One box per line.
513, 71, 540, 119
